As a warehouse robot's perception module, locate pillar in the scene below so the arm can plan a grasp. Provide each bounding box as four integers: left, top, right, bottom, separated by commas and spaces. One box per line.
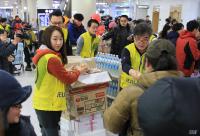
11, 5, 18, 17
27, 0, 37, 27
17, 0, 24, 20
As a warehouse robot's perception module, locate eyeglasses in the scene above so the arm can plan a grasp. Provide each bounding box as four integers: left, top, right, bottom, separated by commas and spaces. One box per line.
136, 35, 150, 42
50, 21, 63, 26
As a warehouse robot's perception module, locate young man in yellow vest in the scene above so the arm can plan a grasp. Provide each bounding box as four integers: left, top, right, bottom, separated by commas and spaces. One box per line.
120, 23, 152, 89
0, 18, 10, 35
49, 9, 72, 55
38, 9, 72, 55
76, 19, 100, 58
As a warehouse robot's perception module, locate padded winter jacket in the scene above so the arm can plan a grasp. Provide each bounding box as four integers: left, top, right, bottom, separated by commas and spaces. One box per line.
104, 71, 183, 136
176, 30, 200, 76
5, 115, 36, 136
102, 25, 133, 58
68, 22, 86, 45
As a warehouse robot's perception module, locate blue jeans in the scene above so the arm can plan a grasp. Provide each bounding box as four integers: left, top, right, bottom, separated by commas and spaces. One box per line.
35, 110, 61, 136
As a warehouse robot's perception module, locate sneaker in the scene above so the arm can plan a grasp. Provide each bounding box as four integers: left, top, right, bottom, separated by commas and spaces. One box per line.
25, 65, 32, 71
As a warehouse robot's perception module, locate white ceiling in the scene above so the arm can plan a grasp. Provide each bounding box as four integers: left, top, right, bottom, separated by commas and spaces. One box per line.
0, 0, 18, 8
0, 0, 61, 8
0, 0, 129, 8
97, 0, 128, 3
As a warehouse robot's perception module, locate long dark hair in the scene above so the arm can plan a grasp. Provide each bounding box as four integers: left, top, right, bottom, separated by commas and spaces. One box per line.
1, 108, 9, 130
42, 26, 67, 64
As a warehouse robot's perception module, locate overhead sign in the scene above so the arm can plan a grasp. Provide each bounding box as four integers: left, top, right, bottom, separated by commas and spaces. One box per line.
37, 9, 55, 27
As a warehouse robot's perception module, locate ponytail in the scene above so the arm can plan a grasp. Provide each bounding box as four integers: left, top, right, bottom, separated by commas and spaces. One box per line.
147, 50, 177, 71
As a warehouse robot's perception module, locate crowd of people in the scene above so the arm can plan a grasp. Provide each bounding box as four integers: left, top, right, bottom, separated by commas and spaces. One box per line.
0, 8, 200, 136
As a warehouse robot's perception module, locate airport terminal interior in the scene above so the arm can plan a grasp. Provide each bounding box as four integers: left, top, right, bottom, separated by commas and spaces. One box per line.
0, 0, 200, 136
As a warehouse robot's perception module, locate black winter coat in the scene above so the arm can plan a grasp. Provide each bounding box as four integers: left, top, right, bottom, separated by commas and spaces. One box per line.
167, 31, 179, 46
0, 41, 16, 72
102, 25, 133, 58
5, 115, 36, 136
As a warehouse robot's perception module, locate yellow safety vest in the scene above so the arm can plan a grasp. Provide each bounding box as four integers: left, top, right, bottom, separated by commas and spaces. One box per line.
80, 31, 100, 58
0, 24, 10, 33
33, 54, 67, 111
120, 43, 146, 88
43, 27, 68, 42
149, 34, 157, 43
24, 30, 36, 45
62, 28, 68, 42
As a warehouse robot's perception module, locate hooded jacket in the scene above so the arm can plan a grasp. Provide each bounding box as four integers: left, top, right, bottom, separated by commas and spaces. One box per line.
104, 71, 183, 136
176, 30, 200, 76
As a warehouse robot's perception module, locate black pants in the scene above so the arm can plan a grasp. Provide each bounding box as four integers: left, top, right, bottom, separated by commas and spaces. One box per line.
66, 44, 73, 56
35, 110, 61, 136
24, 45, 32, 65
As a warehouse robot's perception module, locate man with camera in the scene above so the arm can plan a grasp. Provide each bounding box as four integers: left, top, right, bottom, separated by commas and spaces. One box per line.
19, 23, 37, 71
0, 29, 22, 73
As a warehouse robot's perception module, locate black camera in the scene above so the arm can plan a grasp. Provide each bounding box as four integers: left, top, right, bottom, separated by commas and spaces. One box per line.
16, 33, 29, 39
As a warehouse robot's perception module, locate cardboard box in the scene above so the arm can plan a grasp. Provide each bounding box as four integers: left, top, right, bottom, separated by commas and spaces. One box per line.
68, 83, 108, 117
68, 71, 111, 117
75, 112, 104, 134
60, 113, 118, 136
66, 56, 96, 69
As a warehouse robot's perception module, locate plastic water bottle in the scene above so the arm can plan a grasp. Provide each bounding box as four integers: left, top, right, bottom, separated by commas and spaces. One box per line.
114, 81, 118, 97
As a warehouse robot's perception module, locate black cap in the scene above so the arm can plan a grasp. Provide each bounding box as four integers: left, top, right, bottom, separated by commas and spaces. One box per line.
0, 70, 32, 110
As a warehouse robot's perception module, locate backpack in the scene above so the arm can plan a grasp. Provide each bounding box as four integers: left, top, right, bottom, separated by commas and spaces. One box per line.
138, 77, 200, 136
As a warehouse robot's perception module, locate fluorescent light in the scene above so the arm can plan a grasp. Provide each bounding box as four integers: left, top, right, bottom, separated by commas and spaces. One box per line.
96, 2, 107, 5
0, 6, 13, 9
137, 5, 149, 9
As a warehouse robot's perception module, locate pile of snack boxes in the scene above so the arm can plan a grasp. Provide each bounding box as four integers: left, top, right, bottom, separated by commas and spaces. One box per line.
60, 56, 117, 136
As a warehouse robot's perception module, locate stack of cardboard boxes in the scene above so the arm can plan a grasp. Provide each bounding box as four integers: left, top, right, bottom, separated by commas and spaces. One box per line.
61, 56, 116, 136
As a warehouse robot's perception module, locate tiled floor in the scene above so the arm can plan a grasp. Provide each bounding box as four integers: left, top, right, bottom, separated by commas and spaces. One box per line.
15, 71, 41, 136
15, 71, 117, 136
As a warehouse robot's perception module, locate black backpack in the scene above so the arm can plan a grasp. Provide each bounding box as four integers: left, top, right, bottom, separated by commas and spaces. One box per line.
138, 77, 200, 136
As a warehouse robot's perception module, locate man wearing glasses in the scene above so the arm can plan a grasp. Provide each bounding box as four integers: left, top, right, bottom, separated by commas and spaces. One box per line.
120, 23, 152, 89
39, 9, 72, 55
